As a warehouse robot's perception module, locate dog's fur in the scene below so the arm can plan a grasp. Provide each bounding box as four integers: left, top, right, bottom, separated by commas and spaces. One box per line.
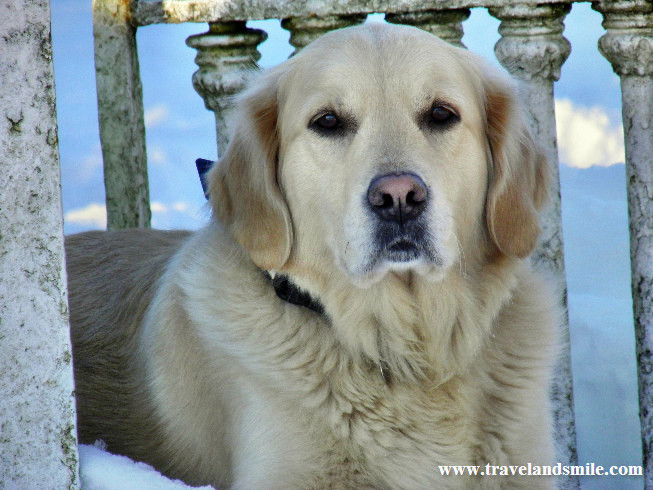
67, 23, 561, 488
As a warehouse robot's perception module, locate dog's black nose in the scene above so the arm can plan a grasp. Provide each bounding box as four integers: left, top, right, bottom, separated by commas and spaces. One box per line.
367, 172, 428, 224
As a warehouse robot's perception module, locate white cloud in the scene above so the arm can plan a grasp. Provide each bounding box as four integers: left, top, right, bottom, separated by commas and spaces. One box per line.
555, 98, 625, 168
72, 144, 103, 182
149, 147, 167, 165
172, 201, 189, 212
64, 203, 107, 228
175, 119, 203, 131
150, 201, 168, 213
144, 104, 169, 129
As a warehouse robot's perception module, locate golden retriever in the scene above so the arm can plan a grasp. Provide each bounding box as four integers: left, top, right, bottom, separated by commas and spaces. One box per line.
67, 22, 560, 488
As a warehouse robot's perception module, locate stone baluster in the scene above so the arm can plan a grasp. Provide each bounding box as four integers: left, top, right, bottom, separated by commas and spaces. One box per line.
491, 2, 571, 275
281, 15, 367, 55
186, 22, 267, 157
1, 0, 79, 486
489, 4, 578, 487
385, 9, 471, 48
93, 0, 151, 229
592, 1, 653, 485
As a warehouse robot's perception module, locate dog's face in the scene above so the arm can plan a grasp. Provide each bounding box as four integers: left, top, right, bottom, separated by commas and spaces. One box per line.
210, 23, 548, 287
277, 26, 491, 285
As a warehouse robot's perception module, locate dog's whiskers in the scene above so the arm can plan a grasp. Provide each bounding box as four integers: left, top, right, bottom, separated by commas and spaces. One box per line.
454, 235, 467, 278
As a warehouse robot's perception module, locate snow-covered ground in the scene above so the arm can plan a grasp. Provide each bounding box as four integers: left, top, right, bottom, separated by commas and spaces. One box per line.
79, 442, 213, 489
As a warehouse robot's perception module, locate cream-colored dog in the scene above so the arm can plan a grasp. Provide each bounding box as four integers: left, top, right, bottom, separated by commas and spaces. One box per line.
67, 22, 560, 488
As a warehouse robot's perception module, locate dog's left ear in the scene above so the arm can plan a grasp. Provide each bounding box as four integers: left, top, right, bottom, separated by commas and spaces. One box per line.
208, 70, 293, 271
484, 74, 550, 259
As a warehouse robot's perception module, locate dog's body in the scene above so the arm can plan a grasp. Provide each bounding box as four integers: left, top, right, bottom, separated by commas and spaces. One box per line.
68, 23, 560, 488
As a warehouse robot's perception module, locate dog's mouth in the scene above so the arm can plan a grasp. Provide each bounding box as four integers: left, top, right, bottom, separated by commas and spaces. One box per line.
375, 230, 442, 269
384, 239, 420, 262
374, 220, 435, 264
341, 207, 450, 285
343, 230, 446, 286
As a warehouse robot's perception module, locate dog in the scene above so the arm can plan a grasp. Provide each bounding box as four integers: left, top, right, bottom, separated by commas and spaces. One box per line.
67, 22, 560, 488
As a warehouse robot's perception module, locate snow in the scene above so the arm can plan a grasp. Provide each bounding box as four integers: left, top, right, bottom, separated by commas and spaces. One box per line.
79, 442, 214, 490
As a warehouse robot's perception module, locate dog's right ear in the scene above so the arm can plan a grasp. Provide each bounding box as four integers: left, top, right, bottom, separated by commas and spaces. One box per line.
208, 71, 293, 271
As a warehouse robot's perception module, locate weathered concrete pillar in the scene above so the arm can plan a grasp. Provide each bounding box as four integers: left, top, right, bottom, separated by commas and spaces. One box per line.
490, 4, 578, 487
93, 0, 151, 229
385, 9, 471, 48
592, 1, 653, 485
186, 22, 268, 157
0, 0, 79, 487
281, 14, 367, 55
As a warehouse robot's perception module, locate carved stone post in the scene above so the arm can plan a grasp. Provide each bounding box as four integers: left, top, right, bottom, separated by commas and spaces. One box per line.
93, 0, 151, 229
385, 9, 471, 47
592, 1, 653, 485
186, 22, 267, 157
490, 4, 578, 486
1, 0, 79, 486
281, 15, 366, 55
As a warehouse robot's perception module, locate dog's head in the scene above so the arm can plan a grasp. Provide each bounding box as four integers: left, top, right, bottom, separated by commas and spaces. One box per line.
209, 23, 549, 286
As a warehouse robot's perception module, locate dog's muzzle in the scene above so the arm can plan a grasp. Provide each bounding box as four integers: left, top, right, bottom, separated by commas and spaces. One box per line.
366, 172, 432, 263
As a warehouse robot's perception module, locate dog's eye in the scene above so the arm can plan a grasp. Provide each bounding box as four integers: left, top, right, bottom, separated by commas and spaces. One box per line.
313, 113, 341, 131
430, 105, 456, 125
310, 110, 357, 137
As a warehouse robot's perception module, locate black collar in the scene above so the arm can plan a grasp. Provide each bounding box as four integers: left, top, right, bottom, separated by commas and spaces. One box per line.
263, 271, 326, 316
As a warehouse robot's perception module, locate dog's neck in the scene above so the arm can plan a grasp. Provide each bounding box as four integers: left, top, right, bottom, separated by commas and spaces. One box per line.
262, 270, 395, 383
255, 246, 520, 388
276, 259, 521, 387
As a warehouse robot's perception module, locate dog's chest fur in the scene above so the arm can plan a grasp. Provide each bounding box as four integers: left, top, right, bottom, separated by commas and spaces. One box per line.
139, 229, 553, 488
213, 337, 481, 488
296, 374, 478, 487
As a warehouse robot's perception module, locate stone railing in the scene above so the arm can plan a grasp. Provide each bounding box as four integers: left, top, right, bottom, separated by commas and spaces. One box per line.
92, 0, 653, 487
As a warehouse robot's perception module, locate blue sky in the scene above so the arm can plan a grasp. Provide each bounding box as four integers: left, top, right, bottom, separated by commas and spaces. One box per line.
51, 2, 641, 486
